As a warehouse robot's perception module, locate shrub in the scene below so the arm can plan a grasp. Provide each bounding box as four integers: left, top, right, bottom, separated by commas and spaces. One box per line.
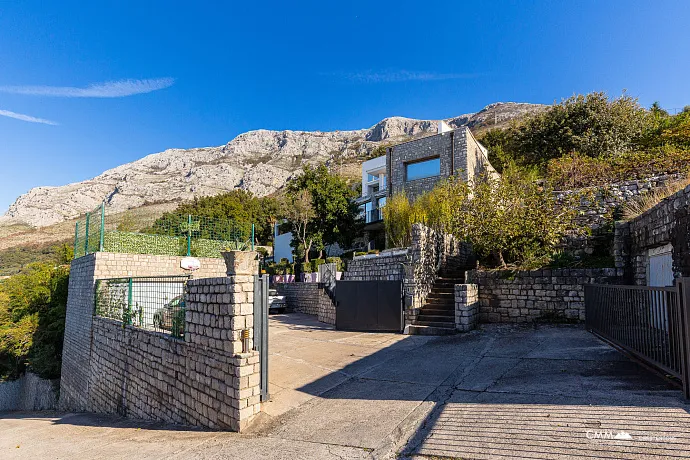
0, 263, 69, 380
546, 148, 690, 189
510, 92, 650, 164
325, 257, 344, 271
382, 166, 583, 268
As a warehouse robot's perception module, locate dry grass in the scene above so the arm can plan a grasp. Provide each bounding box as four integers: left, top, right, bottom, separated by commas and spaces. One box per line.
622, 175, 690, 220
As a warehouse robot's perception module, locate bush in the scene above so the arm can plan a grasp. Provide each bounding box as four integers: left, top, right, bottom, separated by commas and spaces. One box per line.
0, 263, 69, 380
383, 167, 584, 268
509, 92, 650, 164
546, 147, 690, 189
325, 257, 344, 271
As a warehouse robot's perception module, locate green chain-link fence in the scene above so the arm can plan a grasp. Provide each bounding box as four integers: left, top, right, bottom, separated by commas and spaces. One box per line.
74, 203, 254, 259
94, 275, 190, 338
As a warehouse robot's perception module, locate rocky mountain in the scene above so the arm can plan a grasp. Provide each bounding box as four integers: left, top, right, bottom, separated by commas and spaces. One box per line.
4, 102, 543, 228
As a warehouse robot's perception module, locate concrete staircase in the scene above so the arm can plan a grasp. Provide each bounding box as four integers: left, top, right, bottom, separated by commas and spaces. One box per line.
408, 263, 467, 336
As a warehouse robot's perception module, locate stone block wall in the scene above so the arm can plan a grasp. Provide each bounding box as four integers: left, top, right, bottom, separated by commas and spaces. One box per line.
61, 252, 226, 411
60, 251, 259, 431
455, 284, 479, 332
344, 250, 410, 281
614, 184, 690, 285
0, 372, 59, 411
275, 283, 336, 325
467, 268, 620, 323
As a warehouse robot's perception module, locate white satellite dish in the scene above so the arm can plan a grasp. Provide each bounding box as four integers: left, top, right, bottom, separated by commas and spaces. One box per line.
181, 257, 201, 271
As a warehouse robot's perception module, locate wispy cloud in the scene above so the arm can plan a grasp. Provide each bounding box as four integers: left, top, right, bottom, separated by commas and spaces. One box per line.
328, 70, 482, 83
0, 109, 58, 125
0, 78, 175, 98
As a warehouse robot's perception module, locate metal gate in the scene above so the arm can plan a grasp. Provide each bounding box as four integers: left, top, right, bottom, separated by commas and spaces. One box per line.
253, 274, 269, 402
585, 280, 690, 399
334, 280, 403, 332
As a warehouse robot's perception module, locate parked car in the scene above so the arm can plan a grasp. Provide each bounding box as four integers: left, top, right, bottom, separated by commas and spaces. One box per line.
268, 289, 286, 314
153, 295, 185, 337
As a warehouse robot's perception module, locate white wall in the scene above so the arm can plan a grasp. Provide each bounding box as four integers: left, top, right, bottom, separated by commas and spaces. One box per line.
274, 223, 294, 262
361, 156, 386, 197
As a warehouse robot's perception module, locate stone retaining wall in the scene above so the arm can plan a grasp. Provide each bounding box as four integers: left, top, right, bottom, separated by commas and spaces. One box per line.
344, 250, 409, 281
614, 184, 690, 285
467, 268, 619, 323
276, 283, 336, 325
60, 251, 259, 431
61, 252, 226, 412
0, 373, 59, 411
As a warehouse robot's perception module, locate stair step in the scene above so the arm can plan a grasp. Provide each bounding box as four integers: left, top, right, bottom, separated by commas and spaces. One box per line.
417, 315, 455, 323
425, 298, 454, 307
413, 320, 457, 328
430, 287, 455, 293
420, 308, 455, 316
427, 292, 454, 300
407, 325, 457, 336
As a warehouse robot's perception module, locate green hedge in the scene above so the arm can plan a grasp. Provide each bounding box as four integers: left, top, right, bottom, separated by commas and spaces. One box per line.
102, 231, 249, 258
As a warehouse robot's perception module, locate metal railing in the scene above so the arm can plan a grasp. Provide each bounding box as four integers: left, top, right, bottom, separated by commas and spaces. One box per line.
585, 283, 690, 396
94, 275, 190, 338
74, 202, 254, 259
366, 209, 382, 223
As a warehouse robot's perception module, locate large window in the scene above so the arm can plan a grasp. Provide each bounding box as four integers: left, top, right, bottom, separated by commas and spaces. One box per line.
405, 157, 440, 181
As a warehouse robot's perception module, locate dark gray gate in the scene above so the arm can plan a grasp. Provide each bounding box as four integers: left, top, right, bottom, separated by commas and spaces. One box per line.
253, 274, 269, 402
335, 280, 403, 332
585, 279, 690, 399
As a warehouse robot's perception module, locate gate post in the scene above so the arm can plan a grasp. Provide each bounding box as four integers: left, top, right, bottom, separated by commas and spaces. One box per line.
678, 278, 690, 400
253, 274, 269, 402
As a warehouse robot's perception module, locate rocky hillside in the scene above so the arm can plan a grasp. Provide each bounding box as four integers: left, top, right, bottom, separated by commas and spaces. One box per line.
4, 102, 543, 228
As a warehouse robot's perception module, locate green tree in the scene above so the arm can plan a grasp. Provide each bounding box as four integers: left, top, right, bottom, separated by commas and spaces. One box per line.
0, 263, 69, 380
383, 167, 582, 268
495, 92, 651, 166
285, 164, 362, 252
282, 190, 317, 262
149, 189, 280, 245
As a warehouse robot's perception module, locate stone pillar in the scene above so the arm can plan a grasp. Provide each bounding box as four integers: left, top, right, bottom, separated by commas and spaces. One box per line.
455, 284, 479, 332
185, 250, 261, 431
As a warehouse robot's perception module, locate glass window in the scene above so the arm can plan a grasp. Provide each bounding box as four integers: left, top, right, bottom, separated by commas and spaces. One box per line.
377, 196, 386, 208
367, 173, 378, 182
380, 174, 387, 190
405, 157, 440, 181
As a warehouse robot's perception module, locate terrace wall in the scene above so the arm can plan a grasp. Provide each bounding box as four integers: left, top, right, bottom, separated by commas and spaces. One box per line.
60, 252, 259, 431
466, 268, 620, 323
614, 184, 690, 285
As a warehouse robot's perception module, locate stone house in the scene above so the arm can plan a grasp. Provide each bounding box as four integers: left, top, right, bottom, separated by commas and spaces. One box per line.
355, 121, 497, 249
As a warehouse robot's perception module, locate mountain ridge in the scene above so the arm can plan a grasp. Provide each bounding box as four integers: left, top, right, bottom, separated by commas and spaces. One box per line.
4, 102, 544, 227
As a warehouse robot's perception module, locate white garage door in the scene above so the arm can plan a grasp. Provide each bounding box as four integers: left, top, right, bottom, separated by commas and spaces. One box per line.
647, 244, 674, 287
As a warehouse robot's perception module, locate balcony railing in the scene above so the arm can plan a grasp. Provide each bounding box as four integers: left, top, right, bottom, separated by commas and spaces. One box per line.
366, 209, 383, 223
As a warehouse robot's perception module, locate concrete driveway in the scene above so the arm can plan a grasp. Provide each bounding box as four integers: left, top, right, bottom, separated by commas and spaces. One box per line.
1, 313, 689, 459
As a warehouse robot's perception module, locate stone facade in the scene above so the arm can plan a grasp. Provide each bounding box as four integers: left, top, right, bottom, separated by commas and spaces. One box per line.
275, 283, 336, 325
60, 251, 260, 431
387, 127, 496, 200
614, 183, 690, 285
455, 284, 479, 332
0, 372, 59, 411
467, 268, 620, 323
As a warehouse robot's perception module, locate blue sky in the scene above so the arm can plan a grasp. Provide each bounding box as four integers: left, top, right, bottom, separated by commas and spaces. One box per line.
1, 0, 689, 213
